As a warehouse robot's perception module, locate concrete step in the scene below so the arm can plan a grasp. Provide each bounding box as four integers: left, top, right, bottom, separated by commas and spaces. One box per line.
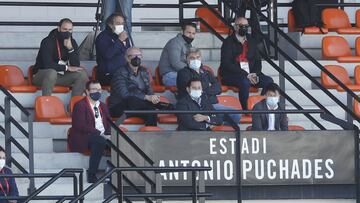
0, 137, 53, 153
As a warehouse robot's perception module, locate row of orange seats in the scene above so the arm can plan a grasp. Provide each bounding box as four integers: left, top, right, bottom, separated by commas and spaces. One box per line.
322, 36, 360, 62
289, 8, 360, 34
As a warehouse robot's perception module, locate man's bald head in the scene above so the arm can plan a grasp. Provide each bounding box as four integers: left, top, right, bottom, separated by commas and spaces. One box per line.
235, 17, 248, 25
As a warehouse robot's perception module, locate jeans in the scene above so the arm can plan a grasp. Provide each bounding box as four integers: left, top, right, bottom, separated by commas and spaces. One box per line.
222, 74, 273, 110
213, 103, 241, 125
162, 71, 178, 87
101, 0, 133, 34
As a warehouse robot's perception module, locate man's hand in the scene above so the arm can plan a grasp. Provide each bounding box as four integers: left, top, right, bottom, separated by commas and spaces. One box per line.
145, 95, 160, 104
118, 31, 128, 42
64, 38, 73, 50
101, 134, 111, 140
247, 73, 258, 85
67, 66, 83, 73
193, 114, 210, 122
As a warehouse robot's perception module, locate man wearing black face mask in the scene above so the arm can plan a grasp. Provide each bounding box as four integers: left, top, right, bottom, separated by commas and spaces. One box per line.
158, 21, 196, 87
108, 47, 161, 126
220, 17, 273, 110
69, 80, 111, 183
33, 18, 88, 96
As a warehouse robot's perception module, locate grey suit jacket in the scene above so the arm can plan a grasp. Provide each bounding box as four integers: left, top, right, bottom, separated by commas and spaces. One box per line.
158, 33, 192, 76
251, 99, 288, 131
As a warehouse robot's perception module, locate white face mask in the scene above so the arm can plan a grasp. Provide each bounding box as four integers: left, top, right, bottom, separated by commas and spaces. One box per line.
0, 159, 5, 169
114, 25, 124, 35
190, 89, 202, 99
189, 59, 201, 70
266, 96, 279, 108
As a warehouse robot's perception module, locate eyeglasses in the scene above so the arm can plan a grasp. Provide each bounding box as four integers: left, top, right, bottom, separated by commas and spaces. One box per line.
128, 54, 143, 59
235, 24, 249, 29
94, 106, 99, 118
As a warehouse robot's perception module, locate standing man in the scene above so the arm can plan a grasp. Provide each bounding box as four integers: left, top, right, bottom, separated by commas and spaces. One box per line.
159, 21, 196, 87
33, 18, 88, 96
220, 17, 273, 110
69, 80, 111, 183
96, 13, 131, 85
101, 0, 134, 34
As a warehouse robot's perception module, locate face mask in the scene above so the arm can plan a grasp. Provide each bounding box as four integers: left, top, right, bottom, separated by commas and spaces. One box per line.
89, 92, 101, 101
190, 89, 202, 99
58, 31, 71, 40
0, 159, 5, 169
238, 26, 248, 37
266, 96, 279, 107
189, 59, 201, 70
182, 35, 194, 44
130, 56, 141, 67
114, 25, 124, 35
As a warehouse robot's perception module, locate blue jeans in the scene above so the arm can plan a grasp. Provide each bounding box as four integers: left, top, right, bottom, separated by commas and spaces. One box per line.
101, 0, 133, 34
222, 74, 273, 110
213, 103, 241, 126
162, 72, 178, 87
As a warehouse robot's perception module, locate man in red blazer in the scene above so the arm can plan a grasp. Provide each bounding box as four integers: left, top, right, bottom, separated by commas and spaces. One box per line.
69, 80, 111, 183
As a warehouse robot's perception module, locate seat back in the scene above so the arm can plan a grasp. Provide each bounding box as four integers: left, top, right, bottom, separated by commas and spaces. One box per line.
356, 37, 360, 56
139, 126, 164, 132
35, 96, 67, 121
154, 66, 163, 85
288, 9, 297, 32
27, 65, 34, 85
354, 65, 360, 85
322, 36, 352, 59
322, 8, 352, 30
70, 96, 86, 114
357, 9, 360, 28
195, 7, 229, 34
288, 125, 305, 130
354, 95, 360, 117
321, 65, 352, 89
0, 65, 26, 88
91, 66, 97, 80
217, 95, 242, 109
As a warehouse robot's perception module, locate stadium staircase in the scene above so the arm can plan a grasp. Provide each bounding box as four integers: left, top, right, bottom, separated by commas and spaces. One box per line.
0, 0, 360, 202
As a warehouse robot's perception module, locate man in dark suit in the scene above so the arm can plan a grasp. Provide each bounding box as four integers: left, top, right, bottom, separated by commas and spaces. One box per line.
176, 77, 223, 131
252, 83, 288, 131
69, 80, 111, 183
220, 17, 273, 110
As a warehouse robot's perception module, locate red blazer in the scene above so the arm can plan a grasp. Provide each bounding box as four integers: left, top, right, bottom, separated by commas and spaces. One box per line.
68, 97, 111, 153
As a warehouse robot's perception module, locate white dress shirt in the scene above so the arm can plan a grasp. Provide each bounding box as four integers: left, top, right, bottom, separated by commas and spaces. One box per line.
89, 100, 105, 135
267, 105, 278, 131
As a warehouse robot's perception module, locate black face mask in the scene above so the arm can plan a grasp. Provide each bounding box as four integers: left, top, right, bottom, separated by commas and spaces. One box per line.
182, 35, 194, 44
130, 56, 141, 67
58, 31, 71, 40
238, 26, 249, 37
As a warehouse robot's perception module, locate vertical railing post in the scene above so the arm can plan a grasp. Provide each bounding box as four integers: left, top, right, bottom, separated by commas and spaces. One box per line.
79, 170, 84, 203
347, 93, 354, 124
235, 126, 242, 203
117, 171, 123, 203
28, 113, 35, 193
179, 0, 184, 23
155, 173, 162, 203
279, 51, 286, 107
73, 175, 78, 199
191, 171, 198, 203
353, 126, 360, 203
4, 96, 11, 168
198, 171, 205, 203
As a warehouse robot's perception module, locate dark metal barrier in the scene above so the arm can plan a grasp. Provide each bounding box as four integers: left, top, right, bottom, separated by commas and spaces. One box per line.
0, 168, 83, 202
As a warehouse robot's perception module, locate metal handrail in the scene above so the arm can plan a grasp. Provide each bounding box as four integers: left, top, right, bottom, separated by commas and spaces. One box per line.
123, 109, 324, 114
69, 167, 211, 203
0, 86, 30, 116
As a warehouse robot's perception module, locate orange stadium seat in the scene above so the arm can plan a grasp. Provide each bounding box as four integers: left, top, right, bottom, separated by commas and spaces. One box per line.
356, 37, 360, 56
91, 66, 111, 91
195, 7, 230, 34
0, 65, 37, 93
139, 126, 164, 132
322, 36, 360, 62
154, 66, 177, 92
321, 65, 360, 91
105, 96, 145, 125
211, 126, 235, 132
288, 9, 329, 34
354, 65, 360, 85
241, 95, 266, 123
69, 96, 85, 114
217, 67, 258, 93
146, 67, 166, 93
158, 96, 177, 124
354, 95, 360, 117
357, 9, 360, 28
28, 65, 70, 93
322, 8, 360, 34
217, 95, 250, 124
35, 96, 71, 124
246, 125, 305, 131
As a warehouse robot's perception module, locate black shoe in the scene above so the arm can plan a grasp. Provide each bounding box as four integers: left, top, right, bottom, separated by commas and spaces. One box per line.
87, 172, 98, 183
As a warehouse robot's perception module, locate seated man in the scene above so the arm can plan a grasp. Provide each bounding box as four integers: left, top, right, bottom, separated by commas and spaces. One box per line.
108, 47, 160, 126
220, 17, 273, 110
159, 21, 196, 87
177, 47, 241, 125
252, 83, 288, 131
69, 80, 111, 183
176, 77, 223, 131
96, 13, 131, 85
33, 18, 88, 96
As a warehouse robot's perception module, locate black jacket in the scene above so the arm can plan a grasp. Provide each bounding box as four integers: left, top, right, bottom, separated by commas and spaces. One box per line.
34, 29, 80, 74
220, 34, 262, 78
108, 64, 153, 109
251, 99, 288, 131
176, 94, 223, 131
176, 66, 221, 104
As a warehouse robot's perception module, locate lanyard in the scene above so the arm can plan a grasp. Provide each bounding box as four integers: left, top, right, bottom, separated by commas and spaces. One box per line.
56, 39, 62, 61
0, 171, 9, 196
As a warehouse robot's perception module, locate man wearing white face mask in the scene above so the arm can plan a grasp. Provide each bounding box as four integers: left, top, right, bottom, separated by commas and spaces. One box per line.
177, 47, 241, 125
252, 83, 288, 131
96, 13, 131, 86
0, 148, 19, 202
176, 78, 223, 131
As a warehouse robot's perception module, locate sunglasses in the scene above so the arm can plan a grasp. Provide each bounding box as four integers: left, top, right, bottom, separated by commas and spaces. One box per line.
94, 106, 99, 118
